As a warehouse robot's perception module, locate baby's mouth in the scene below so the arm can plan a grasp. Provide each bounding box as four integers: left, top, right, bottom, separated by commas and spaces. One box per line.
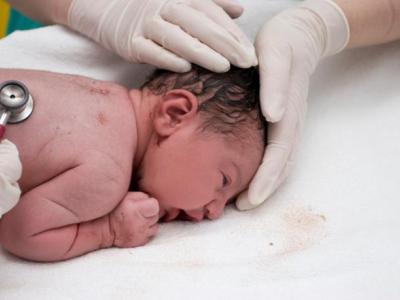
158, 205, 167, 219
182, 210, 204, 222
161, 209, 180, 222
161, 209, 204, 222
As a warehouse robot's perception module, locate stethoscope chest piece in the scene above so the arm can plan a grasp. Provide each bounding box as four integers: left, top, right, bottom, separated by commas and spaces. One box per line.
0, 80, 34, 124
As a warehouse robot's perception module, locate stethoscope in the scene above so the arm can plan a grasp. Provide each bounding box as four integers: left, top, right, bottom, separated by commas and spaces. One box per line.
0, 80, 34, 139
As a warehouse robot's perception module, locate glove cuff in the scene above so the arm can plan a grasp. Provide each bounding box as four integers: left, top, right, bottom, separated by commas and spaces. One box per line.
300, 0, 350, 57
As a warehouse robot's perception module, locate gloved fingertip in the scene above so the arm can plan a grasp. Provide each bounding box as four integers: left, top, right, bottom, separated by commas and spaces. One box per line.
265, 108, 285, 123
213, 62, 231, 73
176, 61, 192, 73
252, 55, 259, 66
252, 182, 277, 206
228, 4, 244, 19
214, 0, 244, 18
234, 60, 253, 69
261, 96, 286, 122
235, 192, 257, 211
234, 49, 258, 69
167, 60, 192, 73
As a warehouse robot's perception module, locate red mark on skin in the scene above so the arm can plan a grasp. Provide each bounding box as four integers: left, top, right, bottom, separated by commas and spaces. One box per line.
97, 112, 108, 126
0, 125, 5, 139
90, 87, 110, 95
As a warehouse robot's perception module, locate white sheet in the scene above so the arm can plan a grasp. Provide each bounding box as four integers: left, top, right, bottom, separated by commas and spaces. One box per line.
1, 1, 400, 299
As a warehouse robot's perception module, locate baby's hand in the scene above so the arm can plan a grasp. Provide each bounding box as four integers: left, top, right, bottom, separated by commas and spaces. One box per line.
109, 192, 159, 248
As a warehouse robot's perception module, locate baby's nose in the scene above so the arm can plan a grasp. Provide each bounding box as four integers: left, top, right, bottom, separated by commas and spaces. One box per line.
205, 199, 225, 220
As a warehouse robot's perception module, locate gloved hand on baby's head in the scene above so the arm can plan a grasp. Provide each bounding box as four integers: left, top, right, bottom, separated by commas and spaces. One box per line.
134, 65, 267, 222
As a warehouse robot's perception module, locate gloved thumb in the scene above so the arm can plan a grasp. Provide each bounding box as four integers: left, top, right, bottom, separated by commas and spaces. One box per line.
235, 189, 257, 211
255, 27, 293, 123
0, 176, 21, 218
0, 139, 22, 218
211, 0, 244, 19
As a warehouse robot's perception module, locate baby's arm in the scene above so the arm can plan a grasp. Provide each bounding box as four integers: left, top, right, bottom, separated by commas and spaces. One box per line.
0, 151, 128, 261
55, 192, 159, 259
16, 192, 159, 260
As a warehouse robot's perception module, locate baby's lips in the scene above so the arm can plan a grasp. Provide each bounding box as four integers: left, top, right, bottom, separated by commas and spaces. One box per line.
184, 210, 204, 222
158, 205, 167, 219
162, 209, 180, 222
138, 198, 159, 218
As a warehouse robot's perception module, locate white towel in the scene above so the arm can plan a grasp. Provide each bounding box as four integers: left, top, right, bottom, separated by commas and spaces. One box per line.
0, 1, 400, 299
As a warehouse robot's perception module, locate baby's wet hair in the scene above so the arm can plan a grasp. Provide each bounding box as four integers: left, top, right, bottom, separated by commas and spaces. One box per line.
142, 65, 267, 146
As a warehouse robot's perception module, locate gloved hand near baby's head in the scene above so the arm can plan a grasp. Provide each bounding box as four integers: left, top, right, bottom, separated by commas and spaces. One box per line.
0, 139, 22, 218
236, 0, 350, 210
68, 0, 256, 73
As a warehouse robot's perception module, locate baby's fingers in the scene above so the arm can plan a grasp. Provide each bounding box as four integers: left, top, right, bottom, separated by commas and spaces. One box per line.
137, 198, 159, 218
148, 224, 158, 238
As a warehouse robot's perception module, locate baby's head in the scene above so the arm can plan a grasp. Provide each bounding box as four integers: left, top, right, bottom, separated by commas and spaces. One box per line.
134, 66, 266, 222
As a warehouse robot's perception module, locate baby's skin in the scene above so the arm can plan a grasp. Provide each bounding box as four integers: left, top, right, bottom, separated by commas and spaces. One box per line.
0, 68, 263, 262
0, 69, 157, 261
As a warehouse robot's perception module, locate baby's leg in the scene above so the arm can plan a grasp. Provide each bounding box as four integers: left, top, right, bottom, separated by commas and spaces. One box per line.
0, 152, 127, 261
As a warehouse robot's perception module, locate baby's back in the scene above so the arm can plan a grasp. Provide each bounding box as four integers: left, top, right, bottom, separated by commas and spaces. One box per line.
1, 69, 136, 194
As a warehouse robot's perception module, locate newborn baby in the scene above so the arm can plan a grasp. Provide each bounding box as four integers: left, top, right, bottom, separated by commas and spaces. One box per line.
0, 66, 266, 262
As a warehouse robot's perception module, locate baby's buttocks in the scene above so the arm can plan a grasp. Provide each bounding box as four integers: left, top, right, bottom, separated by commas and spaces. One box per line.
2, 69, 137, 193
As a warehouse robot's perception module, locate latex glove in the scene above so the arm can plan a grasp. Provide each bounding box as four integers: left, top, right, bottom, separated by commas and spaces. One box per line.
68, 0, 257, 73
236, 0, 350, 210
0, 139, 22, 218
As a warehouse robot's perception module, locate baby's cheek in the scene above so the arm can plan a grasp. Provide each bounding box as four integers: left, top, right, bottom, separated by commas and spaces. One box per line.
162, 171, 215, 210
165, 180, 212, 210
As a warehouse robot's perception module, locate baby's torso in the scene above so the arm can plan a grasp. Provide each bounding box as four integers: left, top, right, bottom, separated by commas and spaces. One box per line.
1, 69, 137, 193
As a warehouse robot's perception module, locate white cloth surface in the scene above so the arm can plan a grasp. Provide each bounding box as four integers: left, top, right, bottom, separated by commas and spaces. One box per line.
1, 1, 400, 299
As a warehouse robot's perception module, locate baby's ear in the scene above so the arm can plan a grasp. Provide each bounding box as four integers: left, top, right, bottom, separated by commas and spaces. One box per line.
153, 89, 198, 136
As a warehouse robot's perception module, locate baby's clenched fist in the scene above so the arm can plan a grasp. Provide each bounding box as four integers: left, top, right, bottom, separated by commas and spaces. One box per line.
110, 192, 159, 248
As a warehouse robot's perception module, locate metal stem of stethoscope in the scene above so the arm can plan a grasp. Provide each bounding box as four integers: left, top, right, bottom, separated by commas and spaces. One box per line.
0, 80, 34, 138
